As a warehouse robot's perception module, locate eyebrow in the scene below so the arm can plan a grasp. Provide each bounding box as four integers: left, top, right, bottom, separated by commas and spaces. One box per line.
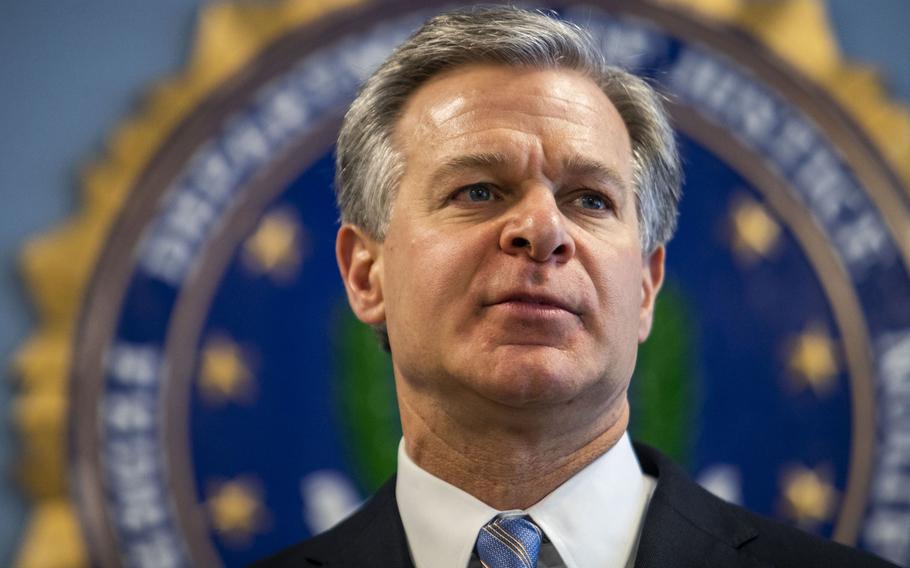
562, 155, 629, 194
429, 152, 510, 187
429, 152, 629, 195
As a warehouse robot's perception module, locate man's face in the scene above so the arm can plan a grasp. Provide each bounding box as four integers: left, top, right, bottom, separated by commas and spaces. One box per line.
342, 64, 664, 416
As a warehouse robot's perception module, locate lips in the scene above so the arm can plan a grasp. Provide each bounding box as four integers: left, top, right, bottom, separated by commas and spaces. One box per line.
488, 291, 580, 315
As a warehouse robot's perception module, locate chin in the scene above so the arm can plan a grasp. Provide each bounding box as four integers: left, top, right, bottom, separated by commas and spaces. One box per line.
476, 347, 592, 407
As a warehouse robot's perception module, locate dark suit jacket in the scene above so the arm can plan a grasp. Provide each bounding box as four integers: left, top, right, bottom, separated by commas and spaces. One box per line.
252, 443, 897, 567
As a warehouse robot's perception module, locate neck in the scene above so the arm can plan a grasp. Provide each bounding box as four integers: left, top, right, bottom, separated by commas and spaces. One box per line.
397, 382, 630, 510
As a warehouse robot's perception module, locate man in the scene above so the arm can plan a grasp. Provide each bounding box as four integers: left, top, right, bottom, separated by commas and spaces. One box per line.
254, 6, 895, 568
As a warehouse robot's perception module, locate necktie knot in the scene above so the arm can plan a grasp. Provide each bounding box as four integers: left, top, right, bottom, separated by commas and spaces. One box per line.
475, 515, 542, 568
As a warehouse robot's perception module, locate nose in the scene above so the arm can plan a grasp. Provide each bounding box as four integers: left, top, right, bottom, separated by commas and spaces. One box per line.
499, 188, 575, 263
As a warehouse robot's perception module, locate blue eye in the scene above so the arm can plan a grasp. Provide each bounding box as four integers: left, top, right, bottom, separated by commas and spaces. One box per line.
458, 184, 494, 202
578, 194, 609, 210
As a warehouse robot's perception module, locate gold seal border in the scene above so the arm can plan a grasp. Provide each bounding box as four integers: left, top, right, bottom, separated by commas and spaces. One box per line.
10, 0, 909, 566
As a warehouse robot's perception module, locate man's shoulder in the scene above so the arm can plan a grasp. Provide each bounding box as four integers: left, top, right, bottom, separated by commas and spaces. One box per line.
248, 477, 412, 568
633, 442, 897, 568
734, 503, 894, 567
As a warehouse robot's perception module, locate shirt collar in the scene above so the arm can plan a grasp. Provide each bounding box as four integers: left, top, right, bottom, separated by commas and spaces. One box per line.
396, 440, 498, 568
396, 432, 655, 568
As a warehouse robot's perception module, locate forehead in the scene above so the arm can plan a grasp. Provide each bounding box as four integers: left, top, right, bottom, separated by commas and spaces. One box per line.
393, 63, 632, 182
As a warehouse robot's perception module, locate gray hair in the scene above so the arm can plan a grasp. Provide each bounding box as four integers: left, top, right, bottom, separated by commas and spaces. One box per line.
336, 5, 682, 253
335, 6, 683, 350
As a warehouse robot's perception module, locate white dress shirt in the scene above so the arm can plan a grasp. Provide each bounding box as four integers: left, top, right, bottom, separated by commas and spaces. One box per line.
396, 432, 656, 568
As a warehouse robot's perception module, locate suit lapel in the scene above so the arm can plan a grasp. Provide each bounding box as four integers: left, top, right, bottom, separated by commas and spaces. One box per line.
306, 477, 415, 568
341, 479, 414, 568
633, 488, 770, 568
633, 444, 772, 568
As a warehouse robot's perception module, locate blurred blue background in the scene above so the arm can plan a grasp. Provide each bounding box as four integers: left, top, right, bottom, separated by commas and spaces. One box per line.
0, 1, 907, 565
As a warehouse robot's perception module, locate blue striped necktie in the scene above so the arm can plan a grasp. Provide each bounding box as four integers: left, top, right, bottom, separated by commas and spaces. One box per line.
475, 515, 542, 568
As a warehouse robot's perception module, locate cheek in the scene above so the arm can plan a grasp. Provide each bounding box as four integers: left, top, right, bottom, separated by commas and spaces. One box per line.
587, 249, 646, 328
384, 225, 488, 328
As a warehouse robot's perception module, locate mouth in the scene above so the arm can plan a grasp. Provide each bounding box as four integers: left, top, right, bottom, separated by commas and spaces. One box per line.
488, 292, 581, 316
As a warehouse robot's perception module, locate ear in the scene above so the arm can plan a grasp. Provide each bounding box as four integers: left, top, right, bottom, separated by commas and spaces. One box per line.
336, 224, 386, 325
638, 245, 665, 342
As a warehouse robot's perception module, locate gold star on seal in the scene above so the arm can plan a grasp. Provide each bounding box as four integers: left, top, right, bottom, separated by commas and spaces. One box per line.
198, 336, 254, 405
779, 463, 838, 528
729, 194, 782, 264
242, 208, 305, 282
785, 323, 839, 396
206, 477, 269, 545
